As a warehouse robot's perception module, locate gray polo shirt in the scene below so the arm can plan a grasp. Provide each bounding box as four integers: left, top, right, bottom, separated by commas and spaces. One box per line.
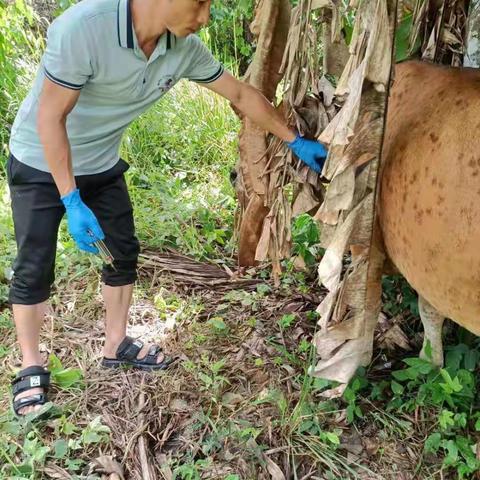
9, 0, 224, 175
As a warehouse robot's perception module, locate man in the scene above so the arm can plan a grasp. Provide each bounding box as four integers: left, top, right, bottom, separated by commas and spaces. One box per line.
8, 0, 328, 416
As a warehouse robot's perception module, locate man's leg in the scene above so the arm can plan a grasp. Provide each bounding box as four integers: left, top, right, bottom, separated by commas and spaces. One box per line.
8, 156, 64, 414
80, 161, 167, 364
12, 303, 47, 415
102, 283, 134, 357
13, 304, 46, 369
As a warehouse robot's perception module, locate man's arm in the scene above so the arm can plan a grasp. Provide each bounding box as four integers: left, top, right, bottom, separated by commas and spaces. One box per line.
203, 71, 328, 173
203, 70, 296, 142
37, 78, 104, 252
37, 78, 79, 196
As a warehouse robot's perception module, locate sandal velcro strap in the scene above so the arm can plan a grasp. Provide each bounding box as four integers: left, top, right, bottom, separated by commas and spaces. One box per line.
12, 366, 50, 397
116, 336, 144, 361
13, 393, 48, 416
142, 345, 163, 365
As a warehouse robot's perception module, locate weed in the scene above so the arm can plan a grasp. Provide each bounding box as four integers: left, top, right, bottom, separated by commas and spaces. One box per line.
292, 213, 323, 266
382, 274, 419, 317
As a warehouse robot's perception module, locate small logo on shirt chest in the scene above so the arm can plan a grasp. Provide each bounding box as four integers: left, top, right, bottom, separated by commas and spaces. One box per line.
157, 76, 175, 94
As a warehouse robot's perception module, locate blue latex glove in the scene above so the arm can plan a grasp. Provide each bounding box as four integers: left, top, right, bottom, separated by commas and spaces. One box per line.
61, 189, 104, 253
286, 134, 328, 174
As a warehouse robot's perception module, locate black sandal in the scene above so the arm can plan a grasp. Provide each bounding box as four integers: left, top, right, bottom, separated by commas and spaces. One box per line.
11, 365, 51, 417
101, 336, 174, 371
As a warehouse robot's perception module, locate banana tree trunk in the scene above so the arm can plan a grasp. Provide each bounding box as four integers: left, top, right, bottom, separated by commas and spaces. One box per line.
312, 0, 398, 392
235, 0, 291, 267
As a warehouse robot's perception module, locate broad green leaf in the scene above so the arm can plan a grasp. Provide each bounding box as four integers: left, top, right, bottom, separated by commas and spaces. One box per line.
424, 432, 441, 453
422, 340, 433, 362
52, 368, 83, 389
439, 369, 463, 393
298, 420, 315, 434
82, 431, 102, 444
346, 404, 355, 424
454, 413, 467, 429
66, 458, 84, 472
445, 348, 463, 371
325, 431, 340, 445
403, 357, 434, 374
48, 353, 63, 373
441, 439, 459, 466
53, 439, 69, 459
391, 381, 404, 396
392, 367, 419, 381
439, 410, 455, 430
208, 317, 227, 331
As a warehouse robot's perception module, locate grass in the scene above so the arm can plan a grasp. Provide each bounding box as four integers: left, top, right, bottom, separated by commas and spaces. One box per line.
123, 79, 240, 260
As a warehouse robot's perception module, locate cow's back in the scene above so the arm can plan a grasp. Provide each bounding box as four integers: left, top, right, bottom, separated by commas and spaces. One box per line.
379, 61, 480, 334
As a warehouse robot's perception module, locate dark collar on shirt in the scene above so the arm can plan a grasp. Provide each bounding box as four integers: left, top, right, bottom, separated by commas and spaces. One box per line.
117, 0, 174, 50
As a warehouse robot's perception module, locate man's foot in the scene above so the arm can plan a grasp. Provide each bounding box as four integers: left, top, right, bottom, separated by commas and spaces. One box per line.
12, 366, 50, 417
102, 336, 174, 370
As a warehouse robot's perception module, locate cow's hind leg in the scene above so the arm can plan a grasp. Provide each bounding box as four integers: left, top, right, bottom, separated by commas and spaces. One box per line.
418, 295, 445, 367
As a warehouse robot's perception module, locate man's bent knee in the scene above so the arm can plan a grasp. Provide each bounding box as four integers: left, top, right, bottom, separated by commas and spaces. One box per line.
9, 276, 52, 305
101, 259, 138, 286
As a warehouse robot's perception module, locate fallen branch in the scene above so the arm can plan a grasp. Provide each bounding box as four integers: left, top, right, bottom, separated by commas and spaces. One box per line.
138, 250, 263, 291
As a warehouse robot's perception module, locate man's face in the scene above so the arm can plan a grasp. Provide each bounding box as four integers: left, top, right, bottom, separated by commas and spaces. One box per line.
164, 0, 212, 37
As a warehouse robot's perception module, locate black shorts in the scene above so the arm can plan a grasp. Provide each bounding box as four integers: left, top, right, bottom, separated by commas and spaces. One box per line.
7, 155, 140, 305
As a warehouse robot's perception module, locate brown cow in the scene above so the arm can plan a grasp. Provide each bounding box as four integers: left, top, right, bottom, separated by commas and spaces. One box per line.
379, 60, 480, 365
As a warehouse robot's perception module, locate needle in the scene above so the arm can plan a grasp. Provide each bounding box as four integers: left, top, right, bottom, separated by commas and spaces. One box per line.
87, 230, 116, 270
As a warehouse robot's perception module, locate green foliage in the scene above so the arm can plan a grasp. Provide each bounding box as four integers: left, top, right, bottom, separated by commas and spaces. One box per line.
343, 369, 368, 424
342, 6, 355, 46
123, 80, 239, 260
184, 355, 230, 402
0, 412, 111, 478
173, 458, 206, 480
3, 1, 479, 479
395, 12, 414, 62
0, 0, 42, 155
292, 213, 323, 266
386, 344, 480, 477
53, 0, 76, 17
295, 400, 342, 446
395, 8, 423, 62
0, 1, 42, 303
332, 344, 480, 477
382, 274, 419, 317
207, 316, 229, 334
222, 289, 261, 311
207, 0, 254, 72
389, 352, 476, 413
278, 313, 296, 329
48, 353, 83, 390
341, 2, 423, 63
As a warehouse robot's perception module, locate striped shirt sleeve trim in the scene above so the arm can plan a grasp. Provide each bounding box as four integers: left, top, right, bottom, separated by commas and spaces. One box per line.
44, 68, 84, 90
190, 65, 225, 84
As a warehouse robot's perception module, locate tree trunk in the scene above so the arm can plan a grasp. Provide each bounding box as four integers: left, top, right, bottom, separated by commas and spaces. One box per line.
312, 0, 397, 391
235, 0, 291, 267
